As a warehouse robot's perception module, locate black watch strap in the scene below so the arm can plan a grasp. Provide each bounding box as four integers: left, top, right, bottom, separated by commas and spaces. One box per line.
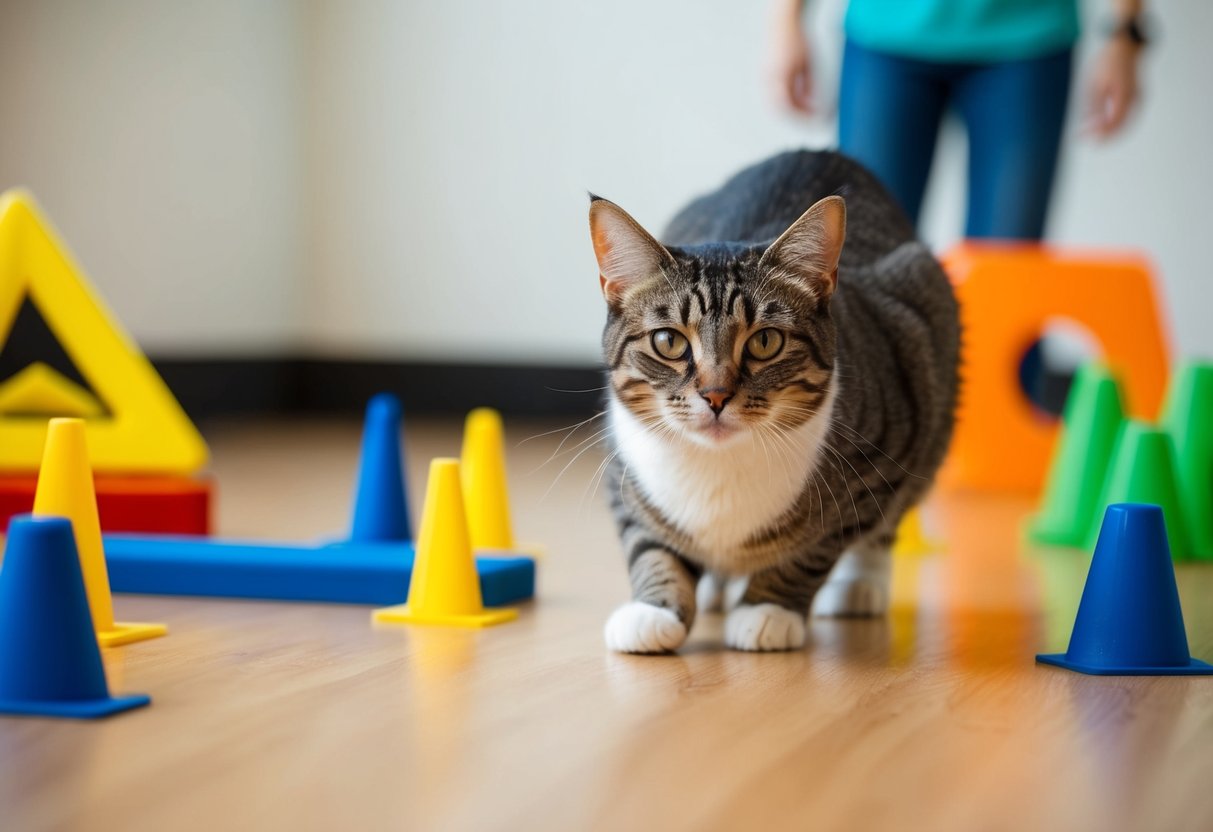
1112, 15, 1149, 47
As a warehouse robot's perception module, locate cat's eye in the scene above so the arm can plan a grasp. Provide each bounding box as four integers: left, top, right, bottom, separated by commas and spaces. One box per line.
745, 328, 784, 361
651, 328, 690, 360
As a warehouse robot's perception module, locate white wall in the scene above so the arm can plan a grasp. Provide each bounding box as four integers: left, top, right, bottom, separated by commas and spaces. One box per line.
0, 0, 305, 355
299, 0, 837, 363
2, 1, 1209, 364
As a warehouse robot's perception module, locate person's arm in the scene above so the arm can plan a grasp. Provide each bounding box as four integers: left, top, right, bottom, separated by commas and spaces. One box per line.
769, 0, 813, 115
1085, 0, 1148, 139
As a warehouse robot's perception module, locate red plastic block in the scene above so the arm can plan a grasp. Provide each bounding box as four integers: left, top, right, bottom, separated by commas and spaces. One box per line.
0, 475, 212, 535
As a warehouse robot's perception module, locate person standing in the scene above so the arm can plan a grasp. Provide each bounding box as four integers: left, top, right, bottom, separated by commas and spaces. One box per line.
769, 0, 1148, 239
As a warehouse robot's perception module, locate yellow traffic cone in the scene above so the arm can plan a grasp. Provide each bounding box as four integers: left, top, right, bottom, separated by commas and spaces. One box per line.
893, 506, 940, 557
32, 418, 167, 646
460, 408, 515, 551
373, 458, 518, 627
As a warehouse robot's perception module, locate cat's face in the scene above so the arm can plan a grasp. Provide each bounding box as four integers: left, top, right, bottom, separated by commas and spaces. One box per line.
590, 196, 845, 446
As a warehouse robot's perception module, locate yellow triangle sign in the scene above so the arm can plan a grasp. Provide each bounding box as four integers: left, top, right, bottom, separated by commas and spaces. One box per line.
0, 189, 208, 473
0, 362, 106, 418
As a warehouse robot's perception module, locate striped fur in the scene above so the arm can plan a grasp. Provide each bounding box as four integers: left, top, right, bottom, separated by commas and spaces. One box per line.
590, 150, 960, 653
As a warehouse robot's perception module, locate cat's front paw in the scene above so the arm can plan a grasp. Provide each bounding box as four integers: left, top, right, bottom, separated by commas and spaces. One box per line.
604, 602, 688, 654
811, 577, 890, 617
724, 603, 806, 652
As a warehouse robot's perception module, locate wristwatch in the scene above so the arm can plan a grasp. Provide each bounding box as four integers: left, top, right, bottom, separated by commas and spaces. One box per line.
1111, 15, 1149, 48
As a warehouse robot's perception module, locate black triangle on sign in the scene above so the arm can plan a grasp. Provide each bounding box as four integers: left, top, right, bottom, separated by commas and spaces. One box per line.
0, 296, 112, 415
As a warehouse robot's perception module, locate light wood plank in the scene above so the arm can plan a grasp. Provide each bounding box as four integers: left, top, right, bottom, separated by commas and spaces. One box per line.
2, 417, 1212, 832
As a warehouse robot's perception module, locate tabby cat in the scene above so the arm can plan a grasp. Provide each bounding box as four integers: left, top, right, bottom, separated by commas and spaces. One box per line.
588, 150, 959, 653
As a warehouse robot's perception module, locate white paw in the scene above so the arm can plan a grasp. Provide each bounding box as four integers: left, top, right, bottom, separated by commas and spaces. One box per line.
811, 578, 890, 617
696, 573, 724, 613
604, 602, 688, 654
724, 603, 806, 652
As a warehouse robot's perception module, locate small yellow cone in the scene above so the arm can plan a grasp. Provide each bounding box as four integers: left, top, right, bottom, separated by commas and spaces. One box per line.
374, 458, 517, 628
32, 418, 167, 646
893, 507, 941, 557
460, 408, 515, 551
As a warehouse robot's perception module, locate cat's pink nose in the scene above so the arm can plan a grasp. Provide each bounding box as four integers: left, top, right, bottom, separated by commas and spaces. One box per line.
699, 388, 733, 416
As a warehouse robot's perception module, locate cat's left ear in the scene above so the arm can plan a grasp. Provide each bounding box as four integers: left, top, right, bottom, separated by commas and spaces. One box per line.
589, 197, 676, 305
758, 195, 846, 300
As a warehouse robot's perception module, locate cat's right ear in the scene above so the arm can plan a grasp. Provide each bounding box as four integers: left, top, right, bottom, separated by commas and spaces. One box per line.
758, 195, 846, 301
589, 196, 675, 305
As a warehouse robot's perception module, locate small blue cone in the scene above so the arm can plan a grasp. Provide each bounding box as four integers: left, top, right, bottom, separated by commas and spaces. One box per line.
0, 516, 151, 718
1037, 503, 1213, 676
348, 393, 411, 543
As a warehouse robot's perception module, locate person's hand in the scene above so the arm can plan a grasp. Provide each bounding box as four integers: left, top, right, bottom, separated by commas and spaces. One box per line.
1085, 36, 1142, 139
769, 4, 813, 116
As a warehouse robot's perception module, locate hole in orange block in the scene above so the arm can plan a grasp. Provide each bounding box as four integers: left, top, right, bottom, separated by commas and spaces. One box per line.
942, 244, 1169, 493
1017, 317, 1103, 419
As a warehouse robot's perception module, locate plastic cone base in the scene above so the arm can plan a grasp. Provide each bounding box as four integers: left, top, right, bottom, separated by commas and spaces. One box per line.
372, 603, 518, 628
0, 692, 150, 719
1036, 653, 1213, 676
1037, 503, 1209, 676
373, 458, 519, 629
97, 621, 168, 648
0, 516, 152, 719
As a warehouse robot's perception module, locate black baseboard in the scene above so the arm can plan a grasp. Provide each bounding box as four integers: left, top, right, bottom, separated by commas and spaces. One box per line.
151, 358, 607, 420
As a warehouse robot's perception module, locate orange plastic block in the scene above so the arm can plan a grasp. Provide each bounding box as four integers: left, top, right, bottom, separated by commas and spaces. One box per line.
0, 474, 212, 535
941, 244, 1170, 493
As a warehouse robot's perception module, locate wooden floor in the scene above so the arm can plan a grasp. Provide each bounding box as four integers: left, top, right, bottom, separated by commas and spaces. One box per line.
3, 416, 1213, 832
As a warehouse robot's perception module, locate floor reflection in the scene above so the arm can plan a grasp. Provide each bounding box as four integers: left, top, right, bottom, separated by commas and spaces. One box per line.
406, 627, 478, 818
1063, 674, 1192, 829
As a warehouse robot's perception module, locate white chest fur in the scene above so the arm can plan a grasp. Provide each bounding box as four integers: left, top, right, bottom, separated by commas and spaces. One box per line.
609, 389, 835, 571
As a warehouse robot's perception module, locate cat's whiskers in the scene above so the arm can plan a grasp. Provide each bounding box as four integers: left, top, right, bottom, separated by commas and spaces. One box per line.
755, 420, 807, 496
588, 412, 676, 510
525, 415, 611, 475
520, 409, 605, 448
832, 430, 897, 496
770, 415, 844, 529
770, 404, 817, 430
830, 419, 925, 480
764, 416, 844, 531
543, 384, 610, 394
825, 439, 887, 525
819, 442, 863, 526
754, 421, 799, 494
540, 424, 618, 504
775, 399, 901, 525
808, 468, 828, 530
583, 445, 624, 514
749, 423, 775, 490
528, 422, 614, 477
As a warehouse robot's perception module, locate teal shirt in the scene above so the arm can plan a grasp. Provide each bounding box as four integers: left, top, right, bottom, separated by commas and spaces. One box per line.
844, 0, 1080, 63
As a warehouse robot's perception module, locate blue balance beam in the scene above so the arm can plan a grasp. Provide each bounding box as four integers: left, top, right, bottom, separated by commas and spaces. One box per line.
103, 534, 534, 607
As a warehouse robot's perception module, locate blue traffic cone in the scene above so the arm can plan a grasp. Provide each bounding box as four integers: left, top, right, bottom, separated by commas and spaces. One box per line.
1037, 503, 1213, 675
0, 516, 151, 718
348, 393, 411, 543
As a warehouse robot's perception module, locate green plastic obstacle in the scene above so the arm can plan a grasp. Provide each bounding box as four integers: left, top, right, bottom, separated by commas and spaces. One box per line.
1085, 421, 1190, 556
1160, 362, 1213, 559
1030, 361, 1213, 561
1030, 365, 1125, 546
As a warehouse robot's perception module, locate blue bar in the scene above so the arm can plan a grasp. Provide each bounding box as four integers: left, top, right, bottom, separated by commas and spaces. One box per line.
103, 534, 535, 607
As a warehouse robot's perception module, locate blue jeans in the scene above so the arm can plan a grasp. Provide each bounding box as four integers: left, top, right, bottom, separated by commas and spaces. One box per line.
838, 40, 1073, 240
